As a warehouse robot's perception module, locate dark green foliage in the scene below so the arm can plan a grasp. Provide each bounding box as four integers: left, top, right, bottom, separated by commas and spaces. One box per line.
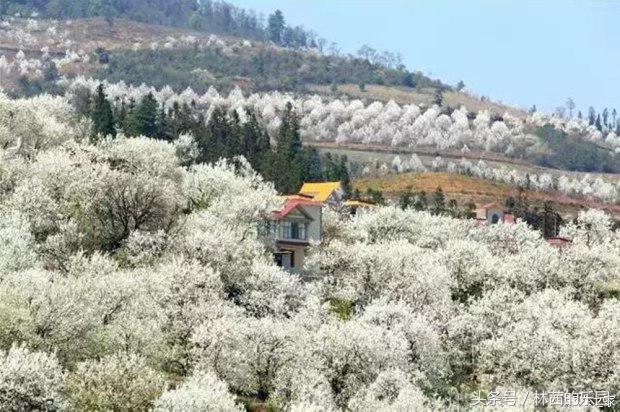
267, 9, 285, 44
322, 153, 351, 196
94, 47, 110, 64
262, 102, 305, 193
127, 93, 158, 137
432, 187, 446, 214
534, 124, 619, 173
9, 0, 197, 27
90, 83, 116, 139
43, 61, 59, 82
403, 72, 415, 88
72, 86, 353, 194
6, 0, 314, 48
297, 147, 323, 184
240, 109, 270, 171
259, 103, 352, 194
505, 191, 563, 238
96, 46, 437, 95
398, 186, 415, 210
365, 188, 386, 206
399, 186, 474, 218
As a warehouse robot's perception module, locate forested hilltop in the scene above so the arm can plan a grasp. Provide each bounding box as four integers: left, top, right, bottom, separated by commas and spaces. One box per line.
1, 3, 619, 178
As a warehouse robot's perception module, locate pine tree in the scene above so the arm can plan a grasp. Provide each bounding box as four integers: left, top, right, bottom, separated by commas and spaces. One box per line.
588, 107, 596, 125
156, 103, 174, 141
265, 102, 304, 193
90, 83, 116, 140
199, 106, 230, 163
337, 155, 351, 196
432, 187, 446, 215
227, 110, 243, 158
298, 147, 323, 183
267, 10, 285, 44
128, 92, 158, 137
241, 108, 270, 170
399, 186, 415, 210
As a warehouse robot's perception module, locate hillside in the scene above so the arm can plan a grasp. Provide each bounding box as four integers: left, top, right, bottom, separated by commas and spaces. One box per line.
1, 2, 620, 411
310, 84, 527, 118
1, 16, 511, 115
0, 12, 618, 202
353, 172, 620, 220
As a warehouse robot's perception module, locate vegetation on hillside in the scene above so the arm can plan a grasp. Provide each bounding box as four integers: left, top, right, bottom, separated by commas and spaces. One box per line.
63, 78, 619, 203
1, 0, 301, 46
0, 3, 619, 409
534, 124, 618, 173
97, 47, 441, 94
81, 84, 350, 194
0, 127, 618, 408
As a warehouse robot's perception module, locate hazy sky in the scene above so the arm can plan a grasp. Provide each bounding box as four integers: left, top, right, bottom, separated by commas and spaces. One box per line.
232, 0, 620, 114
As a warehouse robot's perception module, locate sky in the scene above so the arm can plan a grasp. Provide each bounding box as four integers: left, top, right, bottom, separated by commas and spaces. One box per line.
232, 0, 620, 114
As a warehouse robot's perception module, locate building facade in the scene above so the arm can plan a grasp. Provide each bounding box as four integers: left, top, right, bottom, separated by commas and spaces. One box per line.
265, 197, 322, 273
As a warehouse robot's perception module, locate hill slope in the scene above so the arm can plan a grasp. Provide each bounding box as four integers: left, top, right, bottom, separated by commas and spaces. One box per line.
353, 172, 620, 219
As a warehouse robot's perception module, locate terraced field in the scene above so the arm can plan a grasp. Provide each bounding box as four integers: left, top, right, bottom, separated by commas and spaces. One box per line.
353, 172, 620, 219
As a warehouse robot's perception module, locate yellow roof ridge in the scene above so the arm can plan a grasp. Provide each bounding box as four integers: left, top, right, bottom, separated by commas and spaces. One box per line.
299, 182, 342, 202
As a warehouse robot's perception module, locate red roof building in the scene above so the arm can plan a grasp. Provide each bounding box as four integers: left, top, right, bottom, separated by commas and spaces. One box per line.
547, 237, 572, 248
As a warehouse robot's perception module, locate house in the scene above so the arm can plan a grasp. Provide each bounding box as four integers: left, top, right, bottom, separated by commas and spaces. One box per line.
299, 182, 344, 206
343, 199, 377, 216
265, 196, 322, 273
476, 202, 515, 225
547, 236, 572, 248
262, 182, 346, 272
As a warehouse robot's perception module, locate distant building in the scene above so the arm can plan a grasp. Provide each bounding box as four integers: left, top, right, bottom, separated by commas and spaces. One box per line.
547, 236, 572, 248
264, 196, 322, 273
344, 199, 377, 216
476, 202, 515, 225
299, 182, 344, 206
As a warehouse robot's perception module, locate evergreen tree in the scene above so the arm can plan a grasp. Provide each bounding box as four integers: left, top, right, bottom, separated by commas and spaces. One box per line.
399, 186, 415, 210
241, 108, 270, 171
227, 110, 243, 158
588, 107, 596, 125
90, 83, 116, 140
366, 188, 386, 205
43, 61, 59, 82
298, 147, 323, 183
416, 190, 428, 211
128, 93, 158, 137
337, 155, 351, 196
155, 103, 174, 141
264, 102, 304, 193
595, 114, 602, 131
447, 199, 459, 216
267, 10, 285, 44
465, 201, 477, 219
432, 187, 446, 215
200, 106, 230, 163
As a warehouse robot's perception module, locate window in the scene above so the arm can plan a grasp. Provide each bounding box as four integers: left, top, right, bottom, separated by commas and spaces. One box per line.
491, 213, 500, 224
281, 220, 307, 240
282, 221, 291, 239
